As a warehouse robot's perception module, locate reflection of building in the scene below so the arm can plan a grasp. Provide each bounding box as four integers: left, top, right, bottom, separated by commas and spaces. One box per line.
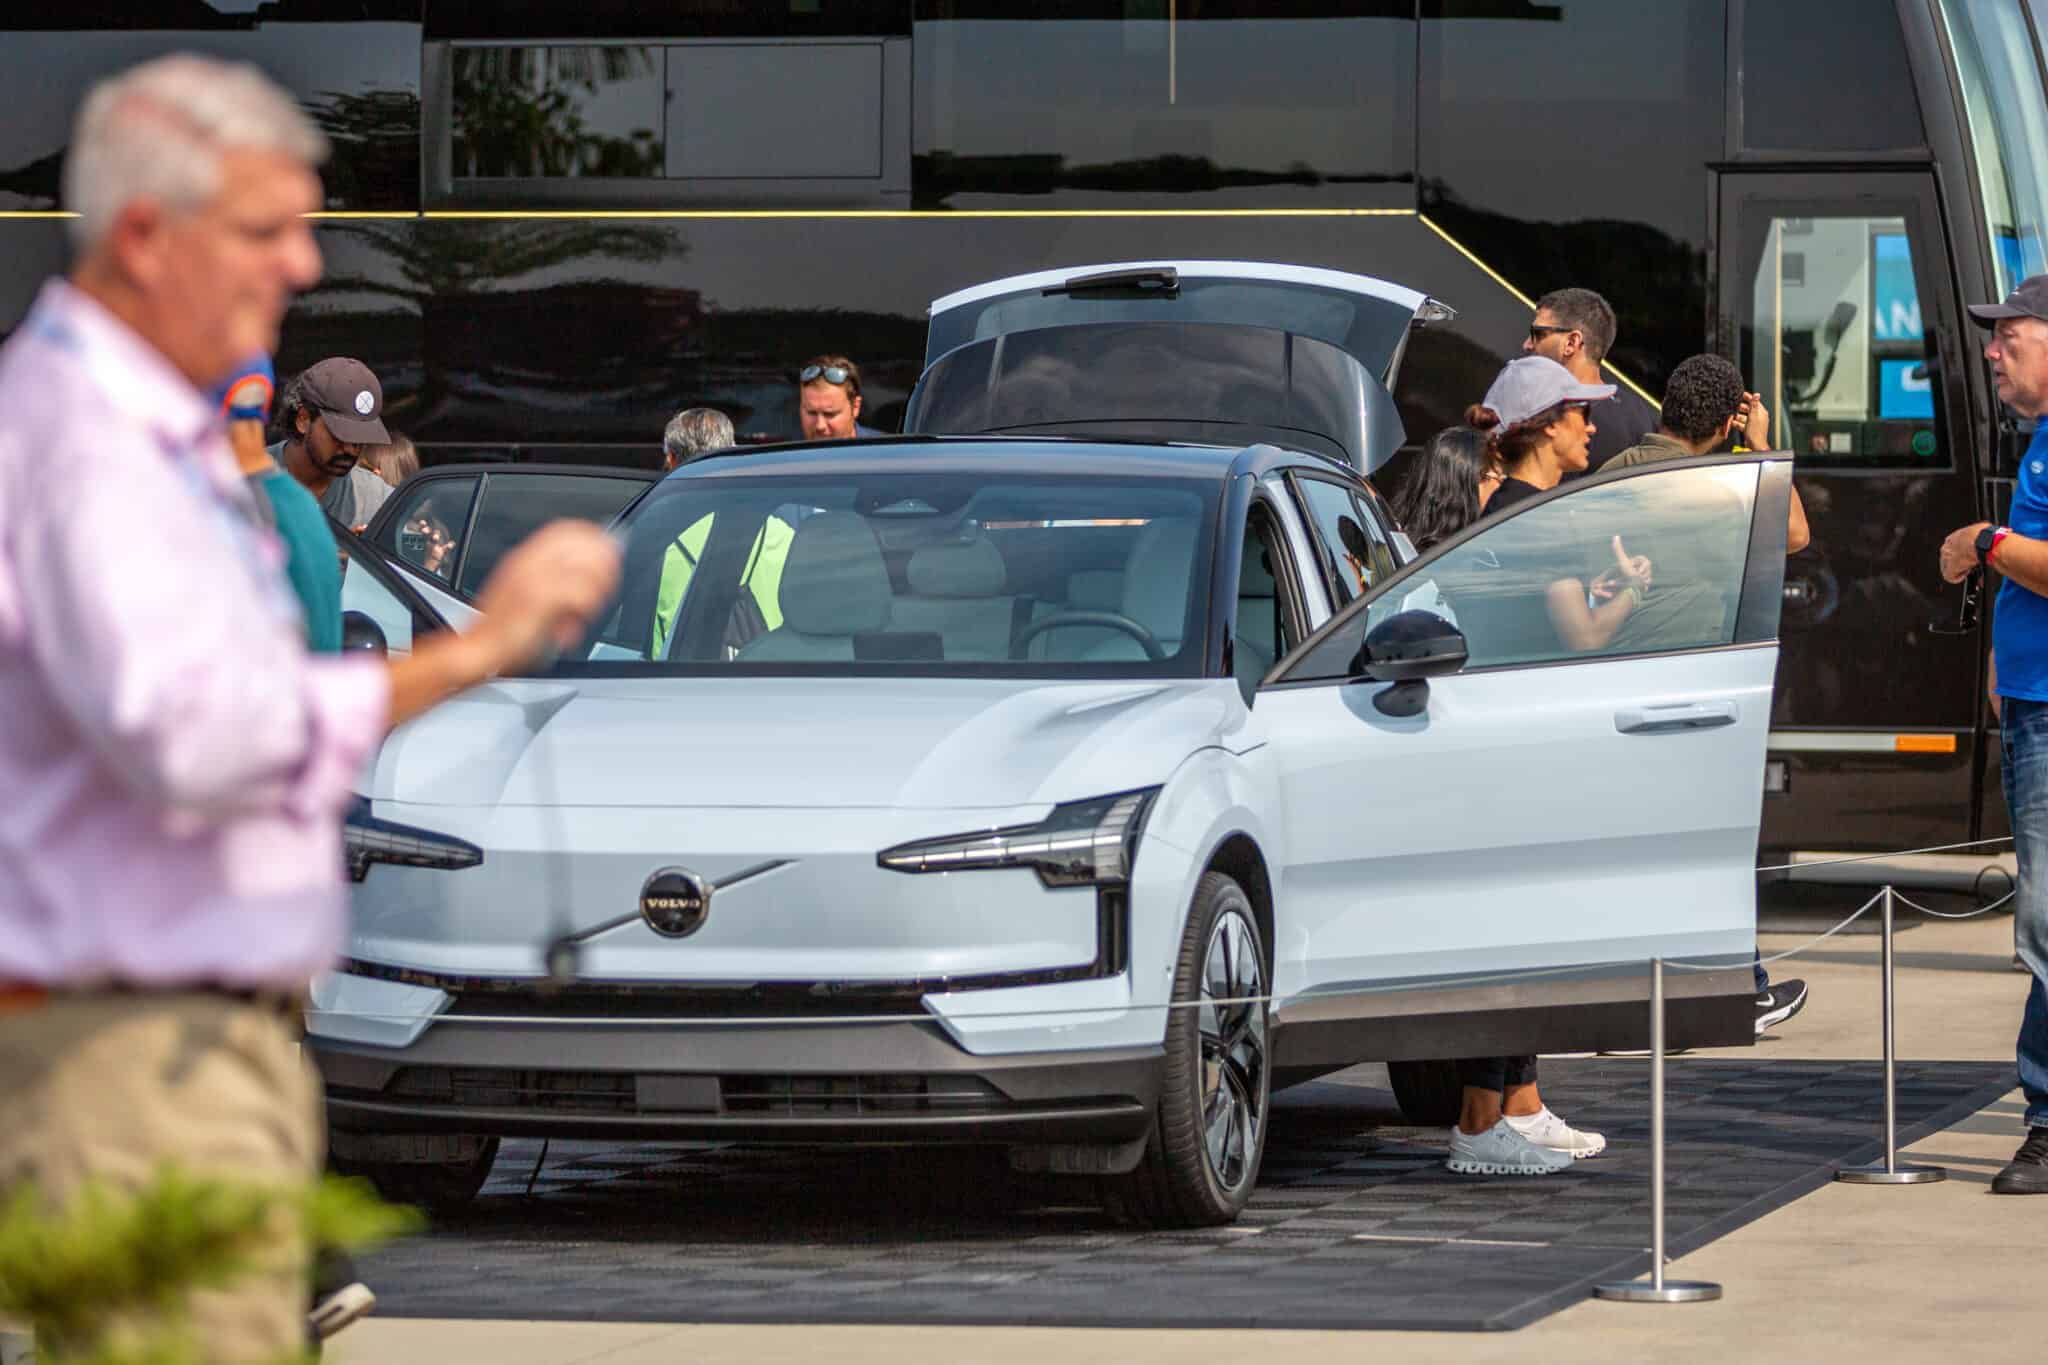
1, 1, 2043, 863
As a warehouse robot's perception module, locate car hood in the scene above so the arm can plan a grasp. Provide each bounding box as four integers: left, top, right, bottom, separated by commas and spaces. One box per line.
368, 675, 1244, 810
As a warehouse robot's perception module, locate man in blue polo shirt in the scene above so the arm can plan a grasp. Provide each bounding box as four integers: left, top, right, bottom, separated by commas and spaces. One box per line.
1940, 273, 2048, 1194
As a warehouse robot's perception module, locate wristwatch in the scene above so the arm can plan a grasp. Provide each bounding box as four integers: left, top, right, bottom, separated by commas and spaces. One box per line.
1976, 525, 2011, 566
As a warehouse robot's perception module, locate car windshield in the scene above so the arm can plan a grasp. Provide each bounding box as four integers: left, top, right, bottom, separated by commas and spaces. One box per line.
551, 466, 1219, 677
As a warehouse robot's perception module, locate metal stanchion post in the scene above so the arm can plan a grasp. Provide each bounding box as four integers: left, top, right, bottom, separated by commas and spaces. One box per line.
1594, 957, 1721, 1304
1836, 886, 1947, 1185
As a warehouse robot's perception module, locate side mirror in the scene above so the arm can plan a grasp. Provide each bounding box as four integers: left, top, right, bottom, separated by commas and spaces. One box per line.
340, 609, 389, 657
1350, 610, 1467, 717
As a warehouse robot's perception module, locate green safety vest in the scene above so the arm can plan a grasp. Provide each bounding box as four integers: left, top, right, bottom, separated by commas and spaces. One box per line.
651, 513, 793, 657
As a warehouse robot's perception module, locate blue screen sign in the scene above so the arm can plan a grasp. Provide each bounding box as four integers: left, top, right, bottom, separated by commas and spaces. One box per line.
1872, 233, 1922, 343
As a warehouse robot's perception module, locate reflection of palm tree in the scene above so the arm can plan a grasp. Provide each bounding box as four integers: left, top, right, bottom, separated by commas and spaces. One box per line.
453, 47, 663, 179
307, 88, 419, 209
311, 219, 687, 424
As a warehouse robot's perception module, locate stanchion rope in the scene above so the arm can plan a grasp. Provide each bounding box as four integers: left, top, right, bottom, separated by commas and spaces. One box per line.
1886, 886, 2016, 919
1753, 835, 2014, 875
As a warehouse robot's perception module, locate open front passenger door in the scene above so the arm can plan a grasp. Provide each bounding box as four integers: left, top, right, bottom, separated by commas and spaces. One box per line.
1249, 453, 1794, 1069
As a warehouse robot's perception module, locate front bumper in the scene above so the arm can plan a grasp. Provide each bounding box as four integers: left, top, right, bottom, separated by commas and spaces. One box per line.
311, 1017, 1162, 1144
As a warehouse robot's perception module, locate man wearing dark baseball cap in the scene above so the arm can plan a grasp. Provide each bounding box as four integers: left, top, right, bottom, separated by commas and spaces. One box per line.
271, 356, 393, 530
1940, 272, 2048, 1194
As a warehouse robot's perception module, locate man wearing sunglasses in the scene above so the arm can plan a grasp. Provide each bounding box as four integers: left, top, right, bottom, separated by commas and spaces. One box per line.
797, 353, 882, 441
1938, 275, 2048, 1195
1522, 287, 1655, 474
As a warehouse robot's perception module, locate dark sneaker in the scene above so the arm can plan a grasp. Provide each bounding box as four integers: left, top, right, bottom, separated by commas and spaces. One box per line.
1755, 978, 1808, 1035
1991, 1128, 2048, 1195
308, 1247, 376, 1341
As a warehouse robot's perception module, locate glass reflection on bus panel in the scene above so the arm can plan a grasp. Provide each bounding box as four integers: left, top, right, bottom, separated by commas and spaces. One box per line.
912, 3, 1414, 208
1744, 214, 1943, 468
451, 45, 664, 178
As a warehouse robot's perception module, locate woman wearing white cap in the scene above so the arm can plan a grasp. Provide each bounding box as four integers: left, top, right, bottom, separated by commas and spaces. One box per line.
1467, 354, 1616, 513
1470, 356, 1659, 654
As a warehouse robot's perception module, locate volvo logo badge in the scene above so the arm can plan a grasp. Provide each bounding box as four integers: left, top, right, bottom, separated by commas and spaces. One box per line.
639, 866, 711, 938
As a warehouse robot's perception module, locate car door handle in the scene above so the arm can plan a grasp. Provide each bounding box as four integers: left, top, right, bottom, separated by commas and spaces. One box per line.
1614, 701, 1740, 735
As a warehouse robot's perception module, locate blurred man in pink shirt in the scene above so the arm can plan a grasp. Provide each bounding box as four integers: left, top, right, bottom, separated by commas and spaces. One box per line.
0, 55, 619, 1360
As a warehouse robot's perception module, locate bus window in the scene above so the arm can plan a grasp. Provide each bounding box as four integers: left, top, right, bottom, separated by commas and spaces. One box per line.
1943, 0, 2048, 293
1734, 211, 1945, 469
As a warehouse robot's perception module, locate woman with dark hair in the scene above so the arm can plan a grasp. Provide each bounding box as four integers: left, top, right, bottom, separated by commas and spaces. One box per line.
1391, 426, 1492, 549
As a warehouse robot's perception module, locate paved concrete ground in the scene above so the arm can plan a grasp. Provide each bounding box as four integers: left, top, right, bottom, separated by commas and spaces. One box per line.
339, 903, 2037, 1363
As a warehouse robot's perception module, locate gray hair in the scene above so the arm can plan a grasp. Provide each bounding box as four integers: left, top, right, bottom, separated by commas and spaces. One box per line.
64, 54, 328, 249
663, 407, 736, 465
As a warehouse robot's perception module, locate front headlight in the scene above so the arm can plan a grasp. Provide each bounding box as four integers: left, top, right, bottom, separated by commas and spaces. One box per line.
876, 788, 1158, 888
344, 796, 484, 883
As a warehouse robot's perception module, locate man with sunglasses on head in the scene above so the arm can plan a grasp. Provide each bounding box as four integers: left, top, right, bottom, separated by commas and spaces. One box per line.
1522, 287, 1655, 475
1939, 274, 2048, 1195
797, 354, 882, 441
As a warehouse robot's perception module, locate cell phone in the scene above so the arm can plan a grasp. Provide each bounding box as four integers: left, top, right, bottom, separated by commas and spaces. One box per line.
400, 528, 430, 560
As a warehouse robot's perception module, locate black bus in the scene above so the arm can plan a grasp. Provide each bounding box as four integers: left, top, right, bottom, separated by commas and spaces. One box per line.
3, 0, 2042, 883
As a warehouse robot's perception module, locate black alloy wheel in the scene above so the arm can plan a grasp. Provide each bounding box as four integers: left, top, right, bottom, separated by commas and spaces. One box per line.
1103, 871, 1270, 1227
1386, 1058, 1465, 1128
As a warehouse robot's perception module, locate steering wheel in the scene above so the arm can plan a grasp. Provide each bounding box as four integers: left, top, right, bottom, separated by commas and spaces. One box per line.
1014, 610, 1167, 661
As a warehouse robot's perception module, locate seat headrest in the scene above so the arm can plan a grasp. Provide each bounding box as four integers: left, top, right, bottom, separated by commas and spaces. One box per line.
779, 512, 891, 634
1120, 518, 1198, 640
905, 538, 1006, 598
1067, 569, 1122, 610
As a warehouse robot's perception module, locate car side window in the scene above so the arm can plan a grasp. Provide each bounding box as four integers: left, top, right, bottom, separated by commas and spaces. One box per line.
1235, 504, 1302, 697
1282, 463, 1763, 681
335, 528, 446, 658
454, 474, 646, 599
1292, 474, 1394, 607
375, 476, 480, 587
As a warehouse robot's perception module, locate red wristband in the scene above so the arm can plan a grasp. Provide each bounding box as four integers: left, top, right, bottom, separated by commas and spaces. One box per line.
1991, 527, 2013, 565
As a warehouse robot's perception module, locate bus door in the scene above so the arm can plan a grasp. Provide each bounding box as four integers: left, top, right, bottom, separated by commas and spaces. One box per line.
1713, 170, 1985, 855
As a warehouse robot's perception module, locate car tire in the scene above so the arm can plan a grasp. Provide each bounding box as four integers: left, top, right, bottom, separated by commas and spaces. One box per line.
1102, 871, 1270, 1228
329, 1134, 500, 1214
1386, 1059, 1464, 1128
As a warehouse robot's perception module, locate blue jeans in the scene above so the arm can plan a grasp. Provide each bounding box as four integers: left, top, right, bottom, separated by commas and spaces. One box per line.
1998, 698, 2048, 1129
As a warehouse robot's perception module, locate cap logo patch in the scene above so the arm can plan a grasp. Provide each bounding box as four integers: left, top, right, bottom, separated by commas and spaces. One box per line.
354, 390, 375, 415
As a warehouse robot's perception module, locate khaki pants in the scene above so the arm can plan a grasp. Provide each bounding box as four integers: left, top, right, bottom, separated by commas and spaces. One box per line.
0, 991, 319, 1362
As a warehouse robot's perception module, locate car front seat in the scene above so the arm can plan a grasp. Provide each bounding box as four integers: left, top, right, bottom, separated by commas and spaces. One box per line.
735, 512, 892, 661
1079, 518, 1196, 662
891, 538, 1016, 659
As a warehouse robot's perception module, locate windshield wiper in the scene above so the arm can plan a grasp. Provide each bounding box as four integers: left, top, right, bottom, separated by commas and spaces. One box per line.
1042, 266, 1180, 299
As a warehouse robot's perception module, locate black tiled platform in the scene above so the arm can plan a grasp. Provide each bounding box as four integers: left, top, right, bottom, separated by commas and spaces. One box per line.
361, 1058, 2013, 1331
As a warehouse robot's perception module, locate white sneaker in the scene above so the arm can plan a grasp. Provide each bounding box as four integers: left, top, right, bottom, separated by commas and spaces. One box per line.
1505, 1105, 1606, 1159
1445, 1120, 1575, 1176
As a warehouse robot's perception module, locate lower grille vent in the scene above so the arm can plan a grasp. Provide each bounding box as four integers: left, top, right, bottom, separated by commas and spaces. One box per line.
383, 1066, 1010, 1118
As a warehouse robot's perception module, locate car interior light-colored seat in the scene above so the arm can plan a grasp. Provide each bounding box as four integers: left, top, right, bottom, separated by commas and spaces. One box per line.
1234, 540, 1280, 695
1025, 567, 1125, 660
736, 512, 892, 660
1071, 518, 1197, 662
891, 538, 1018, 659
